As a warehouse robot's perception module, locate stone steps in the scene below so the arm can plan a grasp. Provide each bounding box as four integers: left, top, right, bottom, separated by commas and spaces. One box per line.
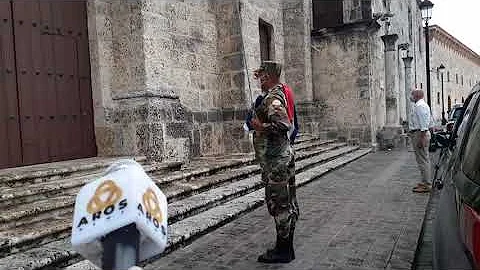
0, 138, 332, 210
0, 144, 371, 270
0, 139, 335, 228
165, 144, 353, 225
161, 142, 340, 205
0, 142, 347, 258
0, 156, 149, 188
0, 161, 182, 208
0, 142, 342, 231
68, 149, 372, 270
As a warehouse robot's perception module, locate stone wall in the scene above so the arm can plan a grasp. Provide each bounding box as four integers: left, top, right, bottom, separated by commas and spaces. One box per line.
214, 0, 250, 155
219, 0, 292, 154
86, 0, 311, 162
380, 0, 426, 125
430, 25, 480, 121
282, 0, 313, 102
84, 0, 433, 161
241, 0, 285, 89
87, 0, 150, 158
367, 0, 426, 129
310, 22, 377, 145
308, 0, 427, 148
87, 0, 220, 161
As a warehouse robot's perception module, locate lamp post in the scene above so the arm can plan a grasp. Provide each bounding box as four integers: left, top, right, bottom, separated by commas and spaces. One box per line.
420, 0, 434, 107
437, 64, 446, 125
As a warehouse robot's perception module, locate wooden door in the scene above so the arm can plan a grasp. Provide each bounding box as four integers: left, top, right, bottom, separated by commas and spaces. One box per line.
0, 0, 96, 169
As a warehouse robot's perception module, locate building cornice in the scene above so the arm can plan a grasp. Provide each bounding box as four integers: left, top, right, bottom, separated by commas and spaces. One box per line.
429, 25, 480, 66
311, 19, 381, 38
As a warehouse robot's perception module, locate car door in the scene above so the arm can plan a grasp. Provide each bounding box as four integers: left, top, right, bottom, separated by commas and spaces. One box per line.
452, 89, 480, 267
433, 89, 479, 270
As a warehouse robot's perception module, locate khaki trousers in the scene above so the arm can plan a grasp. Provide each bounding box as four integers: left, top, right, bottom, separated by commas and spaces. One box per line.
409, 131, 431, 183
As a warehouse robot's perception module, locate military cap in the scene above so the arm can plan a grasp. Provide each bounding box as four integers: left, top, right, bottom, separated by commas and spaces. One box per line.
254, 61, 282, 77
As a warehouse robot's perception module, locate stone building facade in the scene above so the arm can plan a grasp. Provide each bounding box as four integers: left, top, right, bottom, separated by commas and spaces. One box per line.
1, 0, 442, 168
90, 0, 433, 158
88, 0, 313, 163
429, 25, 480, 122
308, 0, 427, 149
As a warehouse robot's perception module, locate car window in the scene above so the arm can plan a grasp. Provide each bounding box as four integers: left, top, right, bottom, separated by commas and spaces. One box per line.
452, 108, 464, 121
462, 92, 480, 182
457, 94, 479, 141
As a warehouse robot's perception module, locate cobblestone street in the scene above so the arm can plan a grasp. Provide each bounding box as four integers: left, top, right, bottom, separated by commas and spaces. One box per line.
145, 150, 430, 270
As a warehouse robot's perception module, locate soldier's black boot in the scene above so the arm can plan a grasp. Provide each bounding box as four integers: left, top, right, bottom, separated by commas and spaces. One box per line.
288, 226, 295, 260
257, 237, 294, 263
257, 235, 280, 263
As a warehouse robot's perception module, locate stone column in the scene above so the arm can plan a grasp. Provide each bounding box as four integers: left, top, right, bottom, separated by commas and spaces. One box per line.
378, 34, 401, 150
402, 56, 413, 125
90, 1, 191, 162
381, 34, 399, 126
282, 0, 313, 102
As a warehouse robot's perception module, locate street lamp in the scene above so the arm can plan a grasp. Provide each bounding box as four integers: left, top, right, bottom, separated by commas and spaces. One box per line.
437, 64, 446, 125
420, 0, 434, 107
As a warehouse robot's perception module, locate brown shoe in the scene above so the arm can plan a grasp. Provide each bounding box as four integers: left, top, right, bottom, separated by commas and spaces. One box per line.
413, 182, 431, 190
420, 182, 431, 187
413, 186, 431, 193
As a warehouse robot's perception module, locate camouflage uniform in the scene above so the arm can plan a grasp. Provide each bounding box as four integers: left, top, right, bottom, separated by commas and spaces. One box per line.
255, 84, 299, 239
251, 61, 299, 263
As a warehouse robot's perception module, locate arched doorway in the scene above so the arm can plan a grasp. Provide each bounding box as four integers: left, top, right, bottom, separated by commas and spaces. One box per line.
0, 1, 96, 169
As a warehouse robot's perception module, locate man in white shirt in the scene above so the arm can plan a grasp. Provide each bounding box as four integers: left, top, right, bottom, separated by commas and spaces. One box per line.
408, 89, 432, 193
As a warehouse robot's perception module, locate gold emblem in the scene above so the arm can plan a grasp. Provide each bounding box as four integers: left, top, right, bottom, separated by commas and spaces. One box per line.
87, 180, 123, 214
143, 188, 163, 223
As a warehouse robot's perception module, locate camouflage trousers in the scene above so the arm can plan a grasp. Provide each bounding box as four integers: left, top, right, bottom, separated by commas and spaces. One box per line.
262, 148, 299, 240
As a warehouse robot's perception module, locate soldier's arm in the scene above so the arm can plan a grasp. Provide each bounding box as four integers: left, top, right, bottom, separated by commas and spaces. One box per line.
263, 95, 291, 135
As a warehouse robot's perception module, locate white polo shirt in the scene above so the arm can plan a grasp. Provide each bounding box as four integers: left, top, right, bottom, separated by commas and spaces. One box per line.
409, 99, 432, 132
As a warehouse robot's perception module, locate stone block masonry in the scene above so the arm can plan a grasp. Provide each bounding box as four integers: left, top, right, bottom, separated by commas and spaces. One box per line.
84, 0, 431, 163
310, 21, 379, 146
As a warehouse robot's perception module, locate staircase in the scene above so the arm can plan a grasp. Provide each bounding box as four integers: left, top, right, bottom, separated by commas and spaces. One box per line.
0, 135, 371, 270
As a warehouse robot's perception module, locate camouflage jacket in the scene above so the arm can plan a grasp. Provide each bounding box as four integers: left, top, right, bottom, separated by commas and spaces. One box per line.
254, 84, 292, 157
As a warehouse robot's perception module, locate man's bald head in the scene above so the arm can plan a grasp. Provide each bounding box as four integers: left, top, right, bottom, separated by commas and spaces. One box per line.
411, 89, 424, 102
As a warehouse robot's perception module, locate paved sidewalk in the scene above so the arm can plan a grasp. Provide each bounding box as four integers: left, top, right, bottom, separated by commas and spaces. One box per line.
412, 189, 437, 270
145, 150, 430, 270
412, 150, 442, 270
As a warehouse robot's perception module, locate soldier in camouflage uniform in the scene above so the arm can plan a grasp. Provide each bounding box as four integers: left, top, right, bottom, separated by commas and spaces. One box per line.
249, 61, 299, 263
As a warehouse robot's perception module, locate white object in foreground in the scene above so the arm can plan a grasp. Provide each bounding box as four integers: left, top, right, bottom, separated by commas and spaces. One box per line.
71, 159, 168, 267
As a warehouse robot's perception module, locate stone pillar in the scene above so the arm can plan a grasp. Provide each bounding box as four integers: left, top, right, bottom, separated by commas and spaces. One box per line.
282, 0, 313, 102
89, 1, 191, 163
402, 56, 414, 125
381, 34, 399, 126
378, 34, 403, 150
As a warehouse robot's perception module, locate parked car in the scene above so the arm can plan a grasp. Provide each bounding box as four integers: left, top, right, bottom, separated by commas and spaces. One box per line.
433, 83, 480, 270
